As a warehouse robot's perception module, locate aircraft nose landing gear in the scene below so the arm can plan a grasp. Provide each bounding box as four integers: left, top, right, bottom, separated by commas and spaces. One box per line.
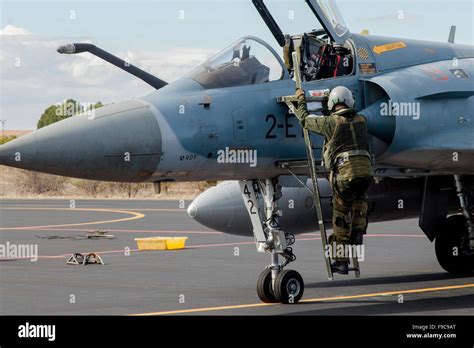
240, 179, 304, 304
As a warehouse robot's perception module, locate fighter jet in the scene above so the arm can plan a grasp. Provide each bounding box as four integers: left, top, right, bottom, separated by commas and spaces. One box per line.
1, 0, 473, 303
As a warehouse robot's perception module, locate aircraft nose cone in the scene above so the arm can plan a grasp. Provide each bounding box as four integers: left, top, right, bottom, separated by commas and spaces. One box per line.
187, 181, 252, 236
0, 99, 162, 182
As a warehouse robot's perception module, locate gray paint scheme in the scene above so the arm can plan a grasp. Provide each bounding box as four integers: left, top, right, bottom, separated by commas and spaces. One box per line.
1, 33, 472, 180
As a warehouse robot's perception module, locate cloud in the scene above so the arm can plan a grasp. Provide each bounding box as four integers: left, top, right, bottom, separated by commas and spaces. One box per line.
0, 25, 215, 129
0, 24, 32, 36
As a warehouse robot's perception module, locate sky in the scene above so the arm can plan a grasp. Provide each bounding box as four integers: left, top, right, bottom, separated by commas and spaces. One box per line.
1, 0, 473, 129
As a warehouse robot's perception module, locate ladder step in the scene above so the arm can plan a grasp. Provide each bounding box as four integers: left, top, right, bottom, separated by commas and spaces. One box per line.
277, 95, 328, 103
276, 160, 329, 173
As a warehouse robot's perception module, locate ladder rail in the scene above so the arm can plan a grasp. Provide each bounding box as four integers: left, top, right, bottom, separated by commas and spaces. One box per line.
291, 50, 334, 280
303, 128, 334, 280
286, 49, 361, 279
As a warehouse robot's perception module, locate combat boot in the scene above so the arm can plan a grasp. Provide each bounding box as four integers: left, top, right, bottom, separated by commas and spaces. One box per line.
331, 260, 349, 275
350, 230, 364, 245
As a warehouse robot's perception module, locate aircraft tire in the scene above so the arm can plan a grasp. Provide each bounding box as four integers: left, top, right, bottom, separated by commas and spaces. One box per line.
435, 215, 474, 275
274, 269, 304, 304
256, 269, 277, 303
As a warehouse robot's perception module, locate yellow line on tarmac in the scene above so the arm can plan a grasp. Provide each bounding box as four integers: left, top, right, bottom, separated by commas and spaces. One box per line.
0, 208, 144, 230
131, 283, 474, 316
132, 302, 278, 316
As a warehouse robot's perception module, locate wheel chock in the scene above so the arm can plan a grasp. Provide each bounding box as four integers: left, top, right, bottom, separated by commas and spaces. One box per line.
67, 253, 84, 265
67, 252, 104, 265
83, 253, 104, 265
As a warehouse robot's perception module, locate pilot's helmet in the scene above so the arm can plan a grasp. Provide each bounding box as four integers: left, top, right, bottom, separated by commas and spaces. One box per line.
328, 86, 355, 111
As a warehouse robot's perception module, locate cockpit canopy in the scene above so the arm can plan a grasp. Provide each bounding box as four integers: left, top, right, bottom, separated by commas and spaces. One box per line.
314, 0, 349, 39
186, 37, 285, 89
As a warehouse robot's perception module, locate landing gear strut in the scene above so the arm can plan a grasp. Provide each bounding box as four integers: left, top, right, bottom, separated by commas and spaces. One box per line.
435, 175, 474, 275
239, 179, 304, 304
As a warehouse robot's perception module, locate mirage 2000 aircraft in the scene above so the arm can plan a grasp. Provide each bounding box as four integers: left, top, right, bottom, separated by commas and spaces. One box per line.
1, 0, 473, 304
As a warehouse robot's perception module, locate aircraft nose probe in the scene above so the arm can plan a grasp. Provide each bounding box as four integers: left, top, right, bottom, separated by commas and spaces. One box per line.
56, 43, 168, 90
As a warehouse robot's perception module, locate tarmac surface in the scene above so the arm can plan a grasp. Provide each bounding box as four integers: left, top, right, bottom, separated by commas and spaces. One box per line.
0, 199, 473, 315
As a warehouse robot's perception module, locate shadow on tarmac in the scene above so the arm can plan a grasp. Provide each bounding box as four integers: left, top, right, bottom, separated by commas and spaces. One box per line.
306, 272, 473, 288
287, 294, 474, 315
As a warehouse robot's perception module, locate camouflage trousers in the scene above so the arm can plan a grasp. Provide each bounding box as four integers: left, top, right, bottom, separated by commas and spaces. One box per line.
328, 173, 371, 261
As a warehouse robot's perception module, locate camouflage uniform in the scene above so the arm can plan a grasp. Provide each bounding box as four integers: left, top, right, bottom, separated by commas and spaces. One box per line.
295, 89, 372, 261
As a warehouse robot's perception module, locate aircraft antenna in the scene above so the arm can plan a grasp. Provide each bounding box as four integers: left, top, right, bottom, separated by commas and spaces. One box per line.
448, 25, 456, 43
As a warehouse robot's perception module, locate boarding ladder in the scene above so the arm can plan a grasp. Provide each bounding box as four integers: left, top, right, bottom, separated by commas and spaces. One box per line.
277, 50, 361, 280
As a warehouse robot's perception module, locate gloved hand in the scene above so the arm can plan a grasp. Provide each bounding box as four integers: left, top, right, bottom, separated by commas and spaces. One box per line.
294, 88, 309, 122
295, 88, 306, 99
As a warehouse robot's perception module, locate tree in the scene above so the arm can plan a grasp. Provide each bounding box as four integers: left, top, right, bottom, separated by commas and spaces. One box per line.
89, 101, 104, 110
0, 135, 17, 145
37, 100, 104, 129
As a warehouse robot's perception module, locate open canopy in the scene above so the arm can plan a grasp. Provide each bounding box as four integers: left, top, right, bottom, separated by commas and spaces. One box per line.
306, 0, 350, 44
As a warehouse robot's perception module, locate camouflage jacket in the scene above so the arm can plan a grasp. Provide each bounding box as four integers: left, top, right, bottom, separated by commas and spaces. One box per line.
296, 93, 372, 180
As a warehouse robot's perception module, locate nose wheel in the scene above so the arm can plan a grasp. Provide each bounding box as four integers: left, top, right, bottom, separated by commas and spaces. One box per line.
274, 269, 304, 304
257, 268, 305, 304
257, 269, 277, 303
